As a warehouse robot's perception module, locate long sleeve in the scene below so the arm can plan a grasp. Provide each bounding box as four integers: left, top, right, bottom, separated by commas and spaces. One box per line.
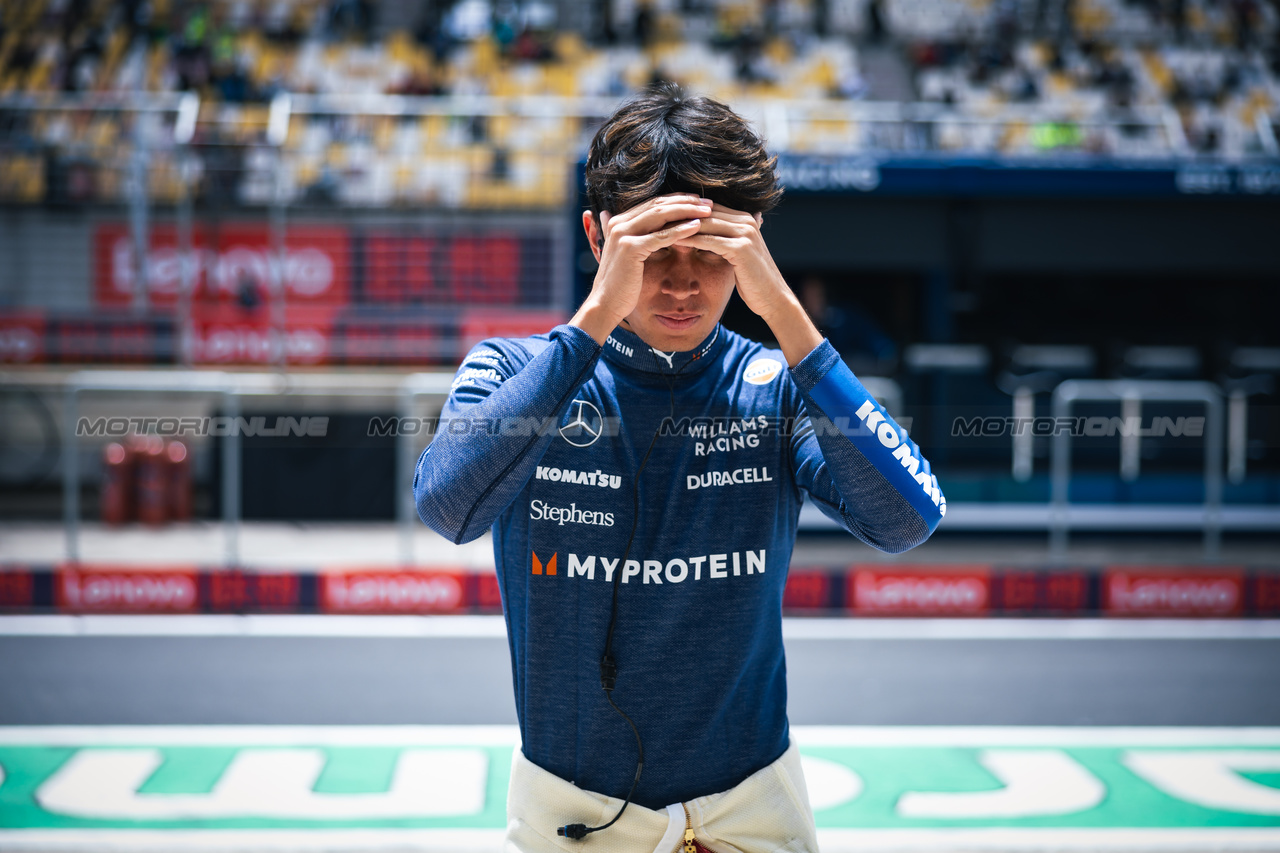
414, 324, 603, 544
787, 339, 945, 553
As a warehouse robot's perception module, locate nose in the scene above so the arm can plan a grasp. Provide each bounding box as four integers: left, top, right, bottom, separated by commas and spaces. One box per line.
659, 249, 701, 298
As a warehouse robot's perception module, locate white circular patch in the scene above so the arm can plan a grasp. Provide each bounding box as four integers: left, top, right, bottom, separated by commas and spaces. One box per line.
744, 357, 783, 385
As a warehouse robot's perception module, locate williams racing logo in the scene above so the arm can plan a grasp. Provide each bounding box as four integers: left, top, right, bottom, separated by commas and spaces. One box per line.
530, 549, 767, 583
660, 415, 771, 457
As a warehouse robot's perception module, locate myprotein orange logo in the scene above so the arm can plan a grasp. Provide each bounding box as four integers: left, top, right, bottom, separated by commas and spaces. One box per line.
531, 551, 557, 576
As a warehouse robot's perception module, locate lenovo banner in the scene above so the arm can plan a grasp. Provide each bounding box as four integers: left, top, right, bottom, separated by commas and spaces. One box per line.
184, 304, 339, 365
94, 224, 350, 307
1104, 568, 1245, 617
57, 566, 200, 613
849, 566, 992, 616
321, 570, 468, 614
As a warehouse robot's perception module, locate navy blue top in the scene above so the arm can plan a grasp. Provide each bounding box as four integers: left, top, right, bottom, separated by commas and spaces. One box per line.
415, 323, 944, 809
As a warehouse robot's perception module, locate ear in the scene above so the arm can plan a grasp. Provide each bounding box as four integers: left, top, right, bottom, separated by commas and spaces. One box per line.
583, 210, 604, 263
754, 212, 763, 228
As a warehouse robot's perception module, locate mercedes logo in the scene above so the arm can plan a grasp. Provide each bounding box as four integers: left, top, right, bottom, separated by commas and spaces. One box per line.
560, 399, 603, 447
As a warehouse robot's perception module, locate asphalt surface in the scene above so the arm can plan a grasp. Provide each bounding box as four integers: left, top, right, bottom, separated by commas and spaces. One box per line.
3, 633, 1278, 726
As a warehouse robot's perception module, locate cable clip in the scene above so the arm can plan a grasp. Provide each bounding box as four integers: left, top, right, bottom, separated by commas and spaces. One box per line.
599, 654, 617, 692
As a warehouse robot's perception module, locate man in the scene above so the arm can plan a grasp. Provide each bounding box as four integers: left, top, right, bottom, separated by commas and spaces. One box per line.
415, 82, 944, 853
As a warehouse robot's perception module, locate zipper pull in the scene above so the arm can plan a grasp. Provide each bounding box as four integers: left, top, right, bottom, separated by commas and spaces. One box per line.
682, 802, 697, 853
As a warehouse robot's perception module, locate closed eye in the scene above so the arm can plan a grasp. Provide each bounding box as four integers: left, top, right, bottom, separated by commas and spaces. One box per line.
647, 247, 722, 261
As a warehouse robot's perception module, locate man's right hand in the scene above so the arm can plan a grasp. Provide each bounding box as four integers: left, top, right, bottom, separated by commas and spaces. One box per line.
570, 194, 713, 345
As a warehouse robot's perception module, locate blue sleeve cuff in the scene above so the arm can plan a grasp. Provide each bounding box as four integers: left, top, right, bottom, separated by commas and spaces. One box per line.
550, 323, 604, 359
788, 339, 842, 394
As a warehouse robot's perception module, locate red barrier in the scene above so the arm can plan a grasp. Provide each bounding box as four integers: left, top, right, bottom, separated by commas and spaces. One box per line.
459, 310, 571, 353
205, 570, 248, 612
57, 566, 201, 613
997, 569, 1092, 614
475, 572, 503, 611
1252, 573, 1280, 616
0, 570, 34, 609
1, 564, 1272, 616
784, 570, 833, 611
1103, 568, 1245, 617
848, 566, 992, 616
320, 570, 468, 614
251, 573, 301, 612
0, 312, 44, 363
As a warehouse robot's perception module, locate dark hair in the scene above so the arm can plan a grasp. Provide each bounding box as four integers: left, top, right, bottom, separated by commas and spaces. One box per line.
584, 82, 782, 221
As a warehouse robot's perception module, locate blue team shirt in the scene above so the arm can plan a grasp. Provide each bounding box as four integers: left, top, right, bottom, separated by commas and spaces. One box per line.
415, 322, 943, 809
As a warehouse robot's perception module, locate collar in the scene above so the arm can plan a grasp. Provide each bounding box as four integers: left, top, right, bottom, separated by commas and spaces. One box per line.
600, 323, 725, 377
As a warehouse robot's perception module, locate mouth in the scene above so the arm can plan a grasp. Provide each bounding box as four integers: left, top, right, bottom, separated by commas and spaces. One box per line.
655, 313, 701, 331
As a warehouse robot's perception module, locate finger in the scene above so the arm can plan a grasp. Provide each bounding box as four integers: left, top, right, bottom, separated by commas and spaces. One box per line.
671, 233, 733, 256
706, 203, 757, 224
649, 193, 708, 206
613, 194, 705, 225
682, 214, 750, 238
617, 201, 713, 236
599, 210, 611, 236
640, 218, 705, 250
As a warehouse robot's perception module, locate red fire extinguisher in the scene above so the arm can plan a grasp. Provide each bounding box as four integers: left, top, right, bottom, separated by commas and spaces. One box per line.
165, 439, 192, 522
135, 435, 168, 526
100, 441, 135, 524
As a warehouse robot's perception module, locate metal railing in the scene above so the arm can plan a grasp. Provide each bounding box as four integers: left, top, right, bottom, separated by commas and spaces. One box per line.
61, 369, 444, 566
62, 371, 241, 565
1050, 380, 1224, 558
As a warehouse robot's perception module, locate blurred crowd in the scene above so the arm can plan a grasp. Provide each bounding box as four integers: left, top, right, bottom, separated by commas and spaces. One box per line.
0, 0, 1277, 209
903, 0, 1280, 155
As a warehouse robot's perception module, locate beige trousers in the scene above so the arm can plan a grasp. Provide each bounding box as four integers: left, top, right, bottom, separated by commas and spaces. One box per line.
504, 741, 820, 853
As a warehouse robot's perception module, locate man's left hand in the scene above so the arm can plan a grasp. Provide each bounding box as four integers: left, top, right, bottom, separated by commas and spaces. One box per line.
673, 203, 824, 366
672, 203, 790, 324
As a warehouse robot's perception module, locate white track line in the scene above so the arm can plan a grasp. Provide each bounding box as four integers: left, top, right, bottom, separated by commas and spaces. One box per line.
0, 725, 523, 746
2, 615, 1280, 639
2, 725, 1279, 747
3, 828, 1280, 852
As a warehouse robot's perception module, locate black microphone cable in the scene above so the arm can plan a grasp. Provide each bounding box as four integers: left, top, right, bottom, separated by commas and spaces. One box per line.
557, 330, 699, 841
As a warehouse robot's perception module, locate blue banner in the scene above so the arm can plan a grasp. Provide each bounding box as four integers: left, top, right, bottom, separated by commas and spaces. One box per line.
775, 155, 1280, 198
